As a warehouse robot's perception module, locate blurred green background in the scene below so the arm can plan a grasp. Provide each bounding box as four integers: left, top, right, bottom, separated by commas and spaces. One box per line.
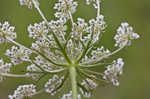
0, 0, 150, 99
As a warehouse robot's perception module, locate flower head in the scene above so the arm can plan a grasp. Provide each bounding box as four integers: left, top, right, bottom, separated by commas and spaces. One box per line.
45, 75, 64, 95
114, 23, 140, 47
80, 78, 98, 98
88, 15, 106, 43
54, 0, 78, 21
9, 84, 36, 99
71, 18, 88, 40
28, 21, 48, 40
0, 59, 11, 82
103, 58, 124, 86
0, 21, 16, 44
6, 46, 32, 65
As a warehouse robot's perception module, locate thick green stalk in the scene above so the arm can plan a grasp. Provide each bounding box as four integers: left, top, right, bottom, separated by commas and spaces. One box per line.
69, 66, 77, 99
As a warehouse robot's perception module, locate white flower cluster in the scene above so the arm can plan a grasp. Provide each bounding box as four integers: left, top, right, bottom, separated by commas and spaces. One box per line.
26, 64, 41, 79
34, 55, 53, 72
6, 46, 32, 65
89, 15, 106, 43
81, 46, 110, 64
91, 46, 110, 59
61, 91, 81, 99
45, 75, 64, 95
31, 38, 50, 50
80, 78, 98, 98
28, 21, 48, 40
114, 23, 140, 48
103, 58, 124, 86
86, 0, 99, 8
49, 20, 67, 43
0, 21, 16, 44
9, 84, 36, 99
71, 18, 88, 40
0, 59, 11, 82
0, 0, 140, 98
19, 0, 33, 8
54, 0, 78, 21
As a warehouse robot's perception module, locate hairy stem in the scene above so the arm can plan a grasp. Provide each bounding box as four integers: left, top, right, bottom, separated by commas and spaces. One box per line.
69, 66, 77, 99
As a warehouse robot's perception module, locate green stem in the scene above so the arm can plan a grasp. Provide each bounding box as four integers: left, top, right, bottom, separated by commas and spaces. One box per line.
69, 66, 77, 99
37, 51, 67, 67
77, 68, 106, 83
76, 28, 94, 64
52, 33, 72, 64
79, 63, 111, 68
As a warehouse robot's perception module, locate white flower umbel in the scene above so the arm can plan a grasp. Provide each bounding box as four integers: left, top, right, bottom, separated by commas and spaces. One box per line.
28, 21, 48, 40
0, 59, 11, 82
91, 46, 110, 60
45, 75, 64, 95
54, 0, 78, 21
6, 46, 32, 65
0, 21, 16, 44
9, 84, 36, 99
0, 0, 140, 99
103, 58, 124, 86
114, 23, 140, 48
79, 78, 98, 98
